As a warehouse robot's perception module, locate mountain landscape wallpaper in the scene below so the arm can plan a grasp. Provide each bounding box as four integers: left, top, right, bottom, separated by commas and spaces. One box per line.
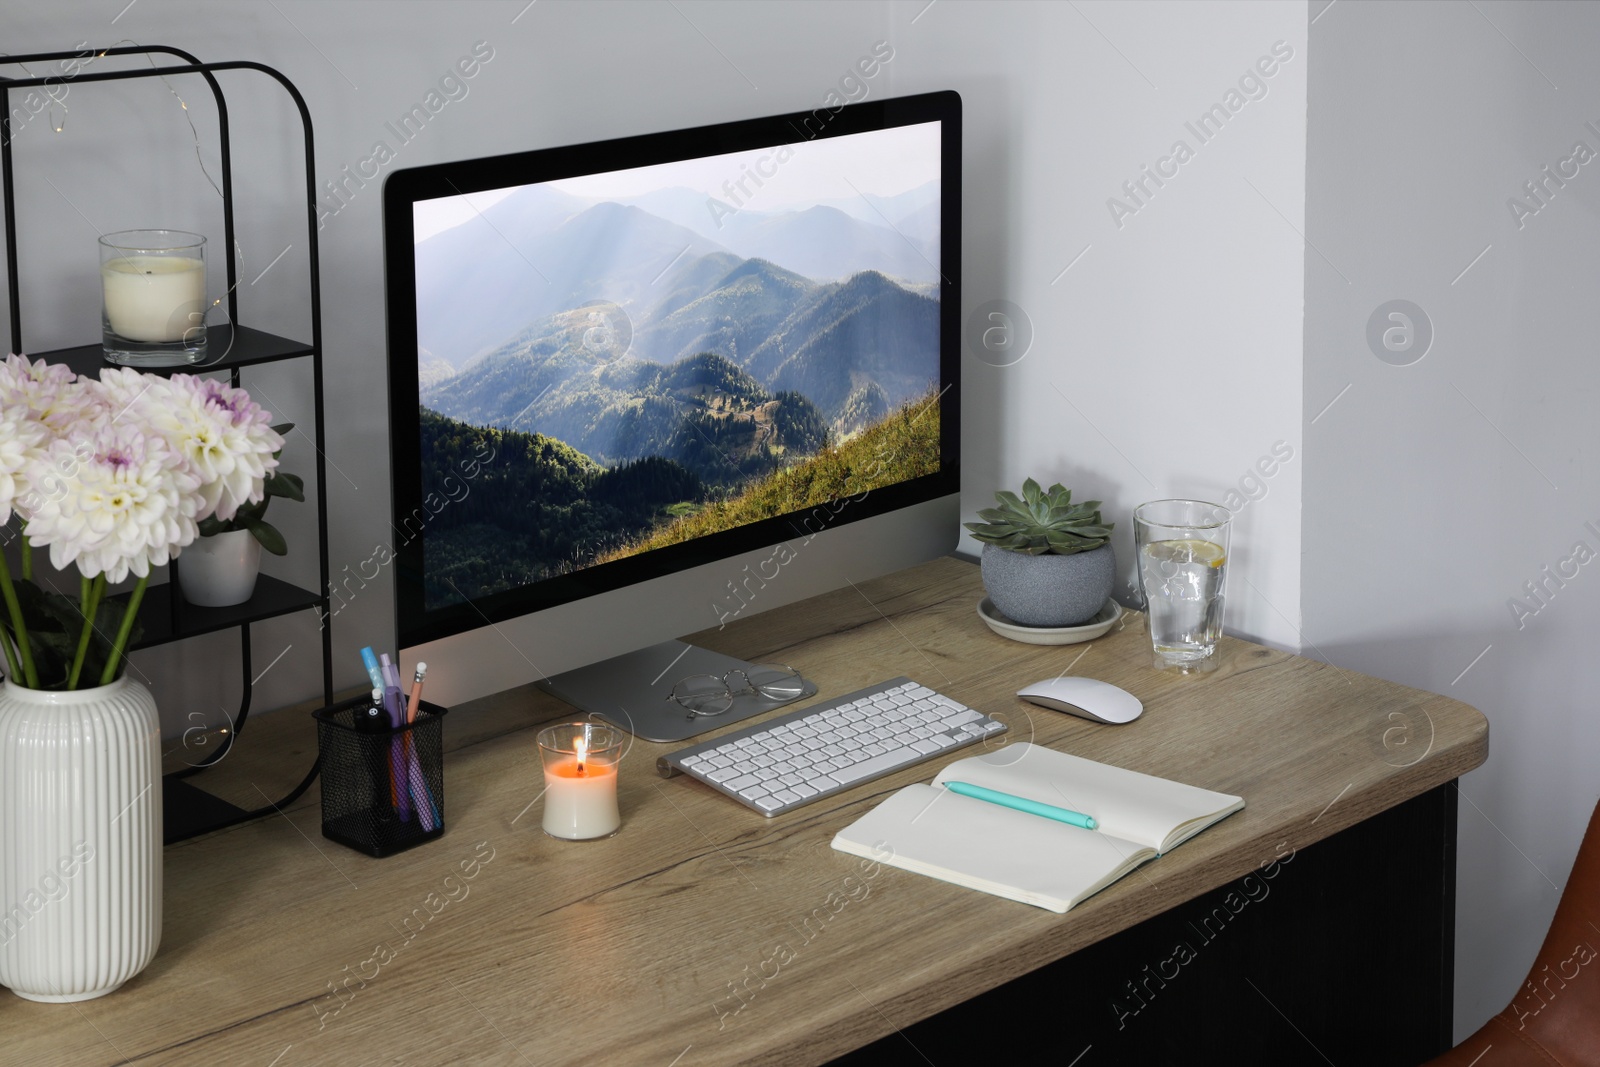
413, 122, 944, 610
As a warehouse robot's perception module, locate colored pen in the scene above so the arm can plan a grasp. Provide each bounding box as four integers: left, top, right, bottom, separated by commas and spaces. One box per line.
401, 662, 438, 829
353, 687, 386, 733
406, 662, 427, 723
359, 647, 385, 692
379, 652, 403, 693
944, 781, 1098, 830
382, 683, 411, 821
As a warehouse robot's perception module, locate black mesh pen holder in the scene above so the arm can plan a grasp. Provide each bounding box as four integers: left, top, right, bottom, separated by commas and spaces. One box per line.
314, 695, 448, 857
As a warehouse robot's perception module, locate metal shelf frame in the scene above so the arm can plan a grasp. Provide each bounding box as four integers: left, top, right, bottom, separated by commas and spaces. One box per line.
0, 46, 333, 842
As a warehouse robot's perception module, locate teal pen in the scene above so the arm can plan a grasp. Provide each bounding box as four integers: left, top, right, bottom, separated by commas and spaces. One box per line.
944, 780, 1098, 830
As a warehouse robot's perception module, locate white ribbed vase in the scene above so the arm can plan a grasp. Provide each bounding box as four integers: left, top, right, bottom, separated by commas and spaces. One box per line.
0, 676, 163, 1002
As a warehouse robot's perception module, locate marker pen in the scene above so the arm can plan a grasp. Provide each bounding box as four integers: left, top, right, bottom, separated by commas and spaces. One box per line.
359, 647, 385, 693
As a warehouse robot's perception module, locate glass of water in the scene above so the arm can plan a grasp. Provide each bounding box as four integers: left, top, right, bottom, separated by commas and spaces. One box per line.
1134, 499, 1231, 672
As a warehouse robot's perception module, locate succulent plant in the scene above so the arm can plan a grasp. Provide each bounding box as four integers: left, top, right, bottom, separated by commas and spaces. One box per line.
965, 478, 1113, 556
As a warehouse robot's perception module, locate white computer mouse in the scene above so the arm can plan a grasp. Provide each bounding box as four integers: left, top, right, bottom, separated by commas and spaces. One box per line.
1016, 677, 1143, 724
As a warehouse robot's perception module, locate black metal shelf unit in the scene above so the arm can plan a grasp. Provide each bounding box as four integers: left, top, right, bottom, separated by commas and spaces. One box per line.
0, 47, 332, 843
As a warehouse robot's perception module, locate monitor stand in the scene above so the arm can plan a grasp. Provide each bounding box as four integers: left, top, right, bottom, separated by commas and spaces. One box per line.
535, 639, 817, 743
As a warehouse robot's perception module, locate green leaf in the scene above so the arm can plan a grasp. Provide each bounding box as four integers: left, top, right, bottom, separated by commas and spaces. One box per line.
263, 471, 305, 502
1045, 504, 1094, 524
965, 522, 1021, 542
271, 422, 295, 436
1021, 478, 1043, 508
243, 517, 288, 556
197, 515, 228, 538
993, 490, 1028, 514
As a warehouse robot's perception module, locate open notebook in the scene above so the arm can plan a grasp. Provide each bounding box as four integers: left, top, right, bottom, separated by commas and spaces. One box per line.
831, 742, 1244, 913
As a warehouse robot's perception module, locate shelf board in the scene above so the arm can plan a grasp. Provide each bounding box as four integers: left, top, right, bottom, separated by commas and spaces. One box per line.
121, 575, 325, 649
38, 325, 314, 379
163, 776, 252, 844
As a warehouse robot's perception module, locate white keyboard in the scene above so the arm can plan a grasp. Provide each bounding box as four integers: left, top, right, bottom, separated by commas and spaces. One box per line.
656, 677, 1007, 816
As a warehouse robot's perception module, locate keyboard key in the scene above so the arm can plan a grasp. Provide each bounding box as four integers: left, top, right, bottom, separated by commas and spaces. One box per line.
832, 750, 923, 785
707, 767, 740, 783
726, 773, 760, 791
753, 796, 783, 812
909, 738, 941, 755
773, 790, 802, 805
792, 783, 818, 798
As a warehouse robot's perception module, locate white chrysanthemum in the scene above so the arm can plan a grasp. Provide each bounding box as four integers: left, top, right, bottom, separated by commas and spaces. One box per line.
0, 352, 84, 434
154, 374, 283, 522
0, 409, 48, 524
24, 426, 202, 584
91, 366, 170, 429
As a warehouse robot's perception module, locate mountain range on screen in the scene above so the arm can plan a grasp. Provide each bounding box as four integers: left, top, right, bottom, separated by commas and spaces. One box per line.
412, 178, 942, 606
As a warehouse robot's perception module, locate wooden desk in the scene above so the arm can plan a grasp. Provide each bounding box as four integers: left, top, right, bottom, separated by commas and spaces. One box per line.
0, 557, 1487, 1066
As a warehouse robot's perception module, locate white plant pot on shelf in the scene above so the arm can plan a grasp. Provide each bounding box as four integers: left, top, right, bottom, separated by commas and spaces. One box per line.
0, 675, 163, 1001
178, 529, 261, 607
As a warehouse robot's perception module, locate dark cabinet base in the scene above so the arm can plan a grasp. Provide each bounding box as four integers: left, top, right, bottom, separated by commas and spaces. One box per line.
831, 782, 1457, 1066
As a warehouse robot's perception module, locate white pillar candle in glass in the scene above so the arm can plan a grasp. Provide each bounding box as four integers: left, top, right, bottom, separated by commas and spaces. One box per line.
538, 722, 622, 840
99, 229, 209, 366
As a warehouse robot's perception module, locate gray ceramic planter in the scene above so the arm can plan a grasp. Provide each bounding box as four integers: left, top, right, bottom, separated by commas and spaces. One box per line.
980, 542, 1115, 627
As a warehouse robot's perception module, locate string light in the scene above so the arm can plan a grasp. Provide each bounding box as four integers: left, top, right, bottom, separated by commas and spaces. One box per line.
104, 42, 247, 363
5, 42, 274, 365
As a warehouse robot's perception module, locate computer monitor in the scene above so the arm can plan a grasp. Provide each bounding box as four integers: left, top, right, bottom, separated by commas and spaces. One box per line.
383, 89, 960, 735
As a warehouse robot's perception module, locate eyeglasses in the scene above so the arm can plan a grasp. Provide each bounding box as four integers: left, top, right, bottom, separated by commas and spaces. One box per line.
668, 663, 806, 717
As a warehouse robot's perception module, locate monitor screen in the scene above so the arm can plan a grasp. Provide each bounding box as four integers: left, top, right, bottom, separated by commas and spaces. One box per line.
385, 90, 960, 650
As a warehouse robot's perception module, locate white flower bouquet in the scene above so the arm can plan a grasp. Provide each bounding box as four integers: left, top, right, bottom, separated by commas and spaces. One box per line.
0, 353, 285, 690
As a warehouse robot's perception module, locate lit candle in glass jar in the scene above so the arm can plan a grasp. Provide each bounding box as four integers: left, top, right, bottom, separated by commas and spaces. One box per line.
539, 723, 621, 840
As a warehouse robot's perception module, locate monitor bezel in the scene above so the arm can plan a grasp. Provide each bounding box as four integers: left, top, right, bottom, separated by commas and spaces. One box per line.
383, 89, 961, 650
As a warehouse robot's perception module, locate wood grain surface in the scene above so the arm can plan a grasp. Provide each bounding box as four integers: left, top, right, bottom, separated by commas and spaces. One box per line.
0, 556, 1487, 1066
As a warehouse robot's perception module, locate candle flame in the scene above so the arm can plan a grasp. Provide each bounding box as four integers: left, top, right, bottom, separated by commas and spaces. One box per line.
574, 735, 588, 775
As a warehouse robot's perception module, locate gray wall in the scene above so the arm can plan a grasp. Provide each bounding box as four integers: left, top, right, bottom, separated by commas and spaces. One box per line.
1305, 0, 1600, 1039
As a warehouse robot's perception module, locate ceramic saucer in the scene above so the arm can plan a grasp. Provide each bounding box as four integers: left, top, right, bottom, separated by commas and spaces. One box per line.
975, 597, 1122, 645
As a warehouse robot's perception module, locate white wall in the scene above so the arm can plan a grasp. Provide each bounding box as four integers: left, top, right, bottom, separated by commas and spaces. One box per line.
1, 0, 1307, 722
931, 1, 1307, 652
1304, 0, 1600, 1040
